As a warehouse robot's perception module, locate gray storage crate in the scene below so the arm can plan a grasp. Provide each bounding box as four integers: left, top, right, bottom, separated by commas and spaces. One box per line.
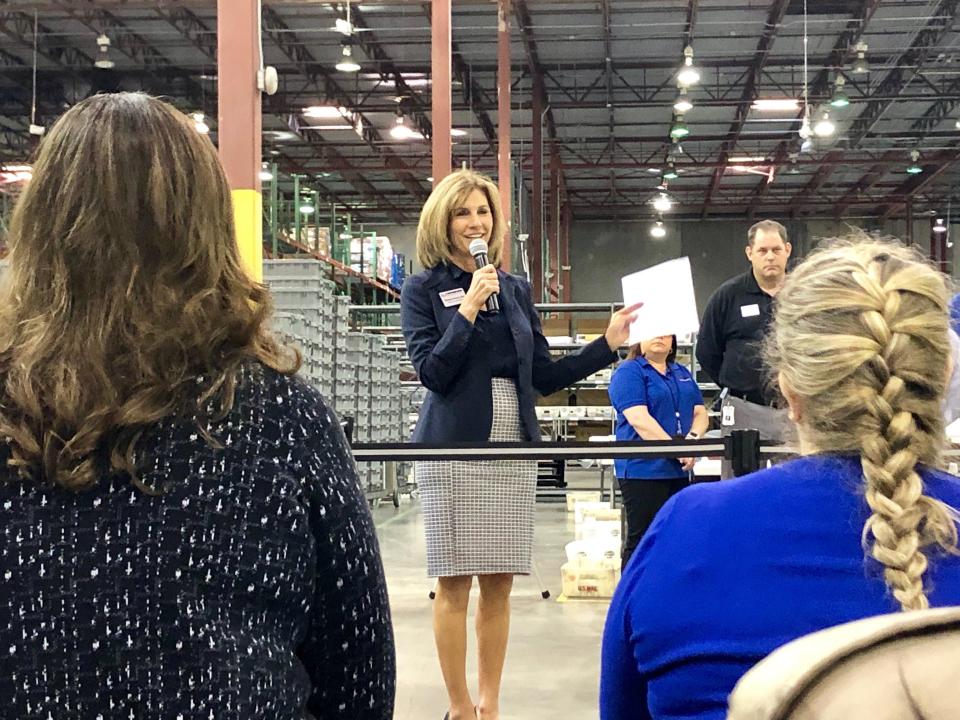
264, 259, 328, 278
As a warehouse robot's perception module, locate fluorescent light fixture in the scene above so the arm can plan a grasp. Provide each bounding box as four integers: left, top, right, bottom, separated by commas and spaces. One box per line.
94, 34, 114, 69
673, 88, 693, 114
427, 176, 434, 182
852, 42, 869, 75
676, 46, 700, 87
670, 117, 690, 140
264, 130, 298, 142
650, 221, 667, 239
259, 163, 273, 182
450, 128, 468, 137
934, 218, 948, 233
390, 114, 423, 140
647, 167, 662, 174
829, 76, 849, 109
303, 105, 347, 119
814, 111, 835, 138
300, 125, 361, 131
652, 194, 672, 213
391, 115, 411, 139
335, 44, 361, 73
729, 156, 767, 163
906, 151, 923, 175
752, 98, 800, 112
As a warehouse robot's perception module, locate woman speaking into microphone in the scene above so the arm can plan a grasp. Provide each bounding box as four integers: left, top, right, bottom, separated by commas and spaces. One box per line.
400, 169, 639, 720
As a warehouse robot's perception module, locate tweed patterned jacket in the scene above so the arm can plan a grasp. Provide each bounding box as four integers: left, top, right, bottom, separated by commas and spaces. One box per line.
0, 363, 395, 719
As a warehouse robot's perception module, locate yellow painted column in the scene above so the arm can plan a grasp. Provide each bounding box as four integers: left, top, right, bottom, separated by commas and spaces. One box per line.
232, 189, 263, 282
218, 0, 263, 282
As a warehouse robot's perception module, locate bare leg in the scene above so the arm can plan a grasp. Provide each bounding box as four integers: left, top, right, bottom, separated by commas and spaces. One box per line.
434, 575, 476, 719
475, 573, 514, 720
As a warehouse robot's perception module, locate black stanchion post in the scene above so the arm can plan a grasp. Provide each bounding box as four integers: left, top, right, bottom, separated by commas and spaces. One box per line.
727, 429, 762, 477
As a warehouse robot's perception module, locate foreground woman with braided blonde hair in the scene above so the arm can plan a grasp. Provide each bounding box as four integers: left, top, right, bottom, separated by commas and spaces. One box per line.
600, 237, 960, 720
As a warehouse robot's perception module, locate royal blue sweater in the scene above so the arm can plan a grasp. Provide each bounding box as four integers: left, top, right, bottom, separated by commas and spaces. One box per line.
600, 454, 960, 720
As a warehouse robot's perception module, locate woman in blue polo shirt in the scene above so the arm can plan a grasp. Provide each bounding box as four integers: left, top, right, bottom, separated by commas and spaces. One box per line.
607, 334, 708, 567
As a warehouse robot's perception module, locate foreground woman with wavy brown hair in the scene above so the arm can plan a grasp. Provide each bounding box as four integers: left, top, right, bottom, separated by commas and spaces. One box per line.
0, 93, 394, 719
600, 236, 960, 720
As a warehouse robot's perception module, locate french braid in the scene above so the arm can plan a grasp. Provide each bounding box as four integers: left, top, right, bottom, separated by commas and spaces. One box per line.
767, 236, 959, 611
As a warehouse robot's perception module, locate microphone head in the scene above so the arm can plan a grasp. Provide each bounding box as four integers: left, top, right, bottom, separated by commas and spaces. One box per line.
468, 238, 489, 257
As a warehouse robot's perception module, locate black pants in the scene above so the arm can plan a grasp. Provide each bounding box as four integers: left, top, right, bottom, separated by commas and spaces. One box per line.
618, 477, 689, 570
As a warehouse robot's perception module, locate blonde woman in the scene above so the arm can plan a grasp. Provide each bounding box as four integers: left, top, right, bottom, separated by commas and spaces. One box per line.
0, 94, 394, 718
600, 238, 960, 720
401, 169, 638, 720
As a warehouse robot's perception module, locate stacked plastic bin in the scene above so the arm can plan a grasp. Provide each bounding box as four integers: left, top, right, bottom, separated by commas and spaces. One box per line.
265, 261, 337, 399
264, 259, 408, 500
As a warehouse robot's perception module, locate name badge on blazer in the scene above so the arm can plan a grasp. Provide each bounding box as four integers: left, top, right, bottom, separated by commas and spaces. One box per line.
740, 303, 760, 318
439, 288, 466, 307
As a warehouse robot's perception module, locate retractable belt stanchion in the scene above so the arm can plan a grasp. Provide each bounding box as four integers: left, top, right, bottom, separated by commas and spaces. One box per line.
727, 429, 762, 477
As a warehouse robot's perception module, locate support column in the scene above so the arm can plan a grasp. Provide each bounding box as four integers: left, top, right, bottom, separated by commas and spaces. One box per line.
561, 200, 571, 302
497, 0, 512, 270
431, 0, 452, 184
548, 148, 561, 299
905, 197, 914, 247
218, 0, 262, 281
530, 74, 544, 301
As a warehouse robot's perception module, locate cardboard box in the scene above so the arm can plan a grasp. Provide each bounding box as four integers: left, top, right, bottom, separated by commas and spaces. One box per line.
561, 560, 621, 598
542, 316, 572, 336
565, 491, 602, 512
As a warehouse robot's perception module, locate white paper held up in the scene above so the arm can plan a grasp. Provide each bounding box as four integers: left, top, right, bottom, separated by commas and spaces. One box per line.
621, 257, 700, 345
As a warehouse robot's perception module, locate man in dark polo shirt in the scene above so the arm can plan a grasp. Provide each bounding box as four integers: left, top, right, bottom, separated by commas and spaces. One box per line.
696, 219, 791, 405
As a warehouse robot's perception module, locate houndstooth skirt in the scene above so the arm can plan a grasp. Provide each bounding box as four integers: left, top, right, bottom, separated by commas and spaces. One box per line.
416, 378, 538, 577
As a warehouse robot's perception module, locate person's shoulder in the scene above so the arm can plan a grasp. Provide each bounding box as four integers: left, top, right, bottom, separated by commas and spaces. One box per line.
612, 357, 645, 378
668, 456, 837, 516
402, 268, 434, 293
920, 464, 960, 506
235, 362, 336, 436
719, 270, 752, 294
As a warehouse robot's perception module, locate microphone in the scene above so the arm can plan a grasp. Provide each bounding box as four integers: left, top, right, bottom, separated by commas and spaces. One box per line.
468, 239, 500, 314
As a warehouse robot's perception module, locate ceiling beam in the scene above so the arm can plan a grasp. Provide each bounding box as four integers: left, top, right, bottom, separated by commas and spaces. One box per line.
331, 2, 432, 139
875, 148, 960, 219
259, 6, 427, 204
418, 2, 496, 143
152, 5, 354, 209
514, 0, 572, 223
744, 0, 881, 206
701, 0, 789, 218
745, 140, 790, 219
832, 150, 902, 218
787, 149, 844, 214
847, 0, 960, 149
0, 8, 92, 68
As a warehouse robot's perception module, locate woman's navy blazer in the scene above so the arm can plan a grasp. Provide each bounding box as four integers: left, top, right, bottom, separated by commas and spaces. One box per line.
400, 264, 618, 443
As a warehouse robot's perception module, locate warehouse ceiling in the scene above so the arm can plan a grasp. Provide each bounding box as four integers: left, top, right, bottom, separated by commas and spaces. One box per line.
1, 0, 960, 224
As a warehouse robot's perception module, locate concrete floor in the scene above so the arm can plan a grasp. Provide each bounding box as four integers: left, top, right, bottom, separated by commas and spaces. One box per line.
374, 471, 613, 720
